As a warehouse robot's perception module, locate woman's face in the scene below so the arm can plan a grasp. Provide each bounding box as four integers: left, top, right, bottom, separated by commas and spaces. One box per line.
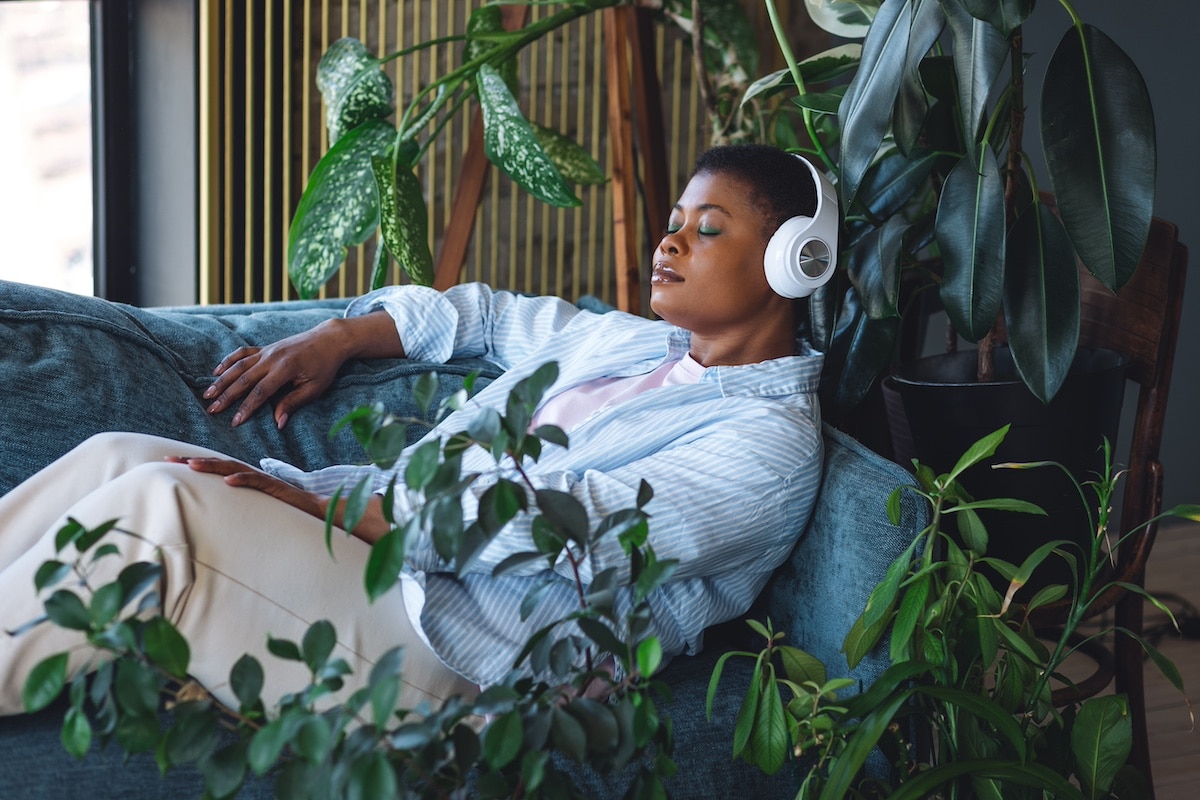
649, 171, 780, 337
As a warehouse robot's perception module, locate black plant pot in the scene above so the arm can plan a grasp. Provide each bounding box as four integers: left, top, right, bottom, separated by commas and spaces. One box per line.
882, 347, 1128, 595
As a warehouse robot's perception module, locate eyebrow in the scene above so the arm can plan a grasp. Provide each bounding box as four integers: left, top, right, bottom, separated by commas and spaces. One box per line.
671, 202, 733, 217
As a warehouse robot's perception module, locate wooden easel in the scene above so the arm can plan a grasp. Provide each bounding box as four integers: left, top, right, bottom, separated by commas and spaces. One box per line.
433, 5, 669, 314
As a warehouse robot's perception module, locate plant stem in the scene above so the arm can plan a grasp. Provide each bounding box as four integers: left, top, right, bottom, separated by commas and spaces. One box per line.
762, 0, 834, 172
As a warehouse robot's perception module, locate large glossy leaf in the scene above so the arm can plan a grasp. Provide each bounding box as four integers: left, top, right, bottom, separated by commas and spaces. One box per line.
940, 0, 1008, 156
847, 214, 907, 319
936, 148, 1006, 342
1003, 200, 1080, 403
477, 64, 580, 208
836, 314, 900, 411
372, 154, 433, 286
1071, 695, 1132, 797
893, 0, 946, 157
855, 149, 939, 224
956, 0, 1033, 37
288, 119, 395, 298
316, 38, 394, 145
741, 45, 863, 108
802, 0, 880, 39
1042, 24, 1156, 291
837, 0, 911, 203
463, 4, 519, 95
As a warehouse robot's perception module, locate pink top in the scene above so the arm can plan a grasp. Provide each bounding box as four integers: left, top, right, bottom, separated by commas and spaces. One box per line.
531, 354, 706, 433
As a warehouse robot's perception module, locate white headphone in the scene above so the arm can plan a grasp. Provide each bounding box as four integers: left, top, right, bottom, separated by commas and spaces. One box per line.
763, 155, 840, 299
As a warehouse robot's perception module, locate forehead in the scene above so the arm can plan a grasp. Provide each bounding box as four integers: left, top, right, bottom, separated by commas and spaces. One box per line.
673, 171, 760, 216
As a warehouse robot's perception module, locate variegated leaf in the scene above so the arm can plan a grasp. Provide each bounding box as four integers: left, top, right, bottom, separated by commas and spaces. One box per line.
317, 38, 395, 145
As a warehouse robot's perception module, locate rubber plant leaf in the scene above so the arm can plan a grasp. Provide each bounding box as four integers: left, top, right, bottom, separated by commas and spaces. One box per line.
529, 123, 606, 185
936, 147, 1006, 343
956, 0, 1034, 37
940, 0, 1008, 163
477, 64, 580, 208
855, 148, 939, 227
837, 0, 911, 203
1003, 199, 1080, 403
316, 38, 395, 145
372, 153, 433, 286
802, 0, 879, 39
835, 312, 900, 411
1070, 695, 1132, 798
893, 0, 946, 158
287, 119, 395, 299
1042, 24, 1156, 291
740, 45, 862, 108
847, 214, 907, 319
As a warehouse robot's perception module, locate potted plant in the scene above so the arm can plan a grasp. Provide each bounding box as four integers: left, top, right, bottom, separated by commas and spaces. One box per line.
746, 0, 1157, 579
711, 426, 1197, 798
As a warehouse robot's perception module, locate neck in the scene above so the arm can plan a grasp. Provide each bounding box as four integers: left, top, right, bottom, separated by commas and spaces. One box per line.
687, 314, 798, 367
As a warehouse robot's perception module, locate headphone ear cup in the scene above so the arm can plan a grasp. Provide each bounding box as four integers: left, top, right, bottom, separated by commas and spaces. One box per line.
764, 215, 837, 299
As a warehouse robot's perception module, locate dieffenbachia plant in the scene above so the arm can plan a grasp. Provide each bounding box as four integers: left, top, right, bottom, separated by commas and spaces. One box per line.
287, 0, 759, 300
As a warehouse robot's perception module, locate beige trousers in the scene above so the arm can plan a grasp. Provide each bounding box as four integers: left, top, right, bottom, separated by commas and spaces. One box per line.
0, 432, 478, 716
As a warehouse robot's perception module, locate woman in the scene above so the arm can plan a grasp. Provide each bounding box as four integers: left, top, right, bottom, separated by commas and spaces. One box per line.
0, 144, 831, 715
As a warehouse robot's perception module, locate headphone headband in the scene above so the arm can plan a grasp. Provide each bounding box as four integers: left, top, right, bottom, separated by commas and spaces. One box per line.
763, 155, 840, 298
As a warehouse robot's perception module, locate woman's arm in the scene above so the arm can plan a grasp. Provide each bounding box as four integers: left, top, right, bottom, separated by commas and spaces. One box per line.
204, 310, 402, 428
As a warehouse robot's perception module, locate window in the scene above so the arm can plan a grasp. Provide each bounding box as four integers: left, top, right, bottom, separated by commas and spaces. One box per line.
0, 1, 94, 296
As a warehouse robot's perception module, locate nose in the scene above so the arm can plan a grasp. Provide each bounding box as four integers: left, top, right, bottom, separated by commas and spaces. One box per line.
658, 230, 684, 256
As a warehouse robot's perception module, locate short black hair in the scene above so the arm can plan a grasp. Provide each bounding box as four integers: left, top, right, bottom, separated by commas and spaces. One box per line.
691, 144, 818, 234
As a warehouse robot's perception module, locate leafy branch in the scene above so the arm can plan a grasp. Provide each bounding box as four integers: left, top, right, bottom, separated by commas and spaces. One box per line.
18, 362, 682, 798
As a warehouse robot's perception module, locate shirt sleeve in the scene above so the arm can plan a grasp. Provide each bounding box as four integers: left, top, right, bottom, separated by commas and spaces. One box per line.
344, 282, 583, 369
390, 410, 822, 590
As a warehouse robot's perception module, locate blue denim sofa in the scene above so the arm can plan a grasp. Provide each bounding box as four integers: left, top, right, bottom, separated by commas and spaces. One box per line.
0, 281, 926, 798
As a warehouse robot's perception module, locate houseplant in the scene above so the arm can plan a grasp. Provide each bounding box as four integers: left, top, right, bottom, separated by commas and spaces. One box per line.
286, 0, 757, 299
747, 0, 1156, 408
745, 0, 1159, 583
710, 425, 1197, 798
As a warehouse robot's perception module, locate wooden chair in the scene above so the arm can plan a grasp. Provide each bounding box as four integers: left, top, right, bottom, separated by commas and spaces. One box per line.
1027, 216, 1188, 794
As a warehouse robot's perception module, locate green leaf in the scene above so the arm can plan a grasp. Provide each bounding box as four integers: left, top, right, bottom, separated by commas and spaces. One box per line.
1004, 200, 1081, 403
890, 572, 931, 662
1072, 695, 1132, 796
372, 152, 434, 286
846, 214, 907, 319
483, 709, 523, 768
405, 440, 441, 491
893, 0, 945, 156
231, 654, 264, 711
54, 519, 86, 553
529, 122, 605, 185
477, 64, 580, 208
342, 475, 376, 535
287, 119, 395, 298
266, 636, 303, 663
741, 44, 862, 107
44, 590, 92, 631
946, 425, 1010, 483
731, 657, 762, 758
302, 619, 336, 674
837, 0, 910, 202
778, 646, 826, 687
61, 705, 92, 759
89, 582, 125, 628
550, 705, 588, 763
316, 38, 394, 145
463, 3, 519, 94
22, 652, 69, 713
248, 715, 299, 775
1042, 24, 1156, 291
956, 506, 988, 553
941, 0, 1008, 153
958, 0, 1034, 36
34, 560, 71, 592
144, 617, 191, 679
747, 666, 788, 775
115, 658, 161, 717
635, 637, 663, 678
885, 760, 1085, 800
936, 147, 1007, 342
202, 741, 249, 799
117, 562, 163, 606
365, 527, 406, 603
535, 489, 589, 545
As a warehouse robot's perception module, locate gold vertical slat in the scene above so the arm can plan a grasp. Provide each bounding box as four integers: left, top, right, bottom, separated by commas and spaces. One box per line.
263, 1, 274, 300
222, 0, 233, 303
198, 0, 218, 303
281, 0, 292, 300
243, 3, 254, 302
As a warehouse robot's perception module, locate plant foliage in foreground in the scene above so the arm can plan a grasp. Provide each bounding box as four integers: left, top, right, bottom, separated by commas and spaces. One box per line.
711, 425, 1198, 799
18, 363, 679, 799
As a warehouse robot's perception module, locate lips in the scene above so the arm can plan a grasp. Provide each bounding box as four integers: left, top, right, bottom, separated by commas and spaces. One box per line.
651, 263, 683, 284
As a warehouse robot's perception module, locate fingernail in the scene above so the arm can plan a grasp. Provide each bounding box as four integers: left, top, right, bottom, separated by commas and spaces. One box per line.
203, 386, 215, 399
276, 413, 288, 430
207, 402, 220, 414
231, 414, 242, 427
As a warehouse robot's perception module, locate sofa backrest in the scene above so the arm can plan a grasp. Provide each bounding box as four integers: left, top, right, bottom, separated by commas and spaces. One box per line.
761, 423, 928, 690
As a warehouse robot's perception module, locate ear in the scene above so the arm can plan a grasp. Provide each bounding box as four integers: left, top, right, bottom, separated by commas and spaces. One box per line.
763, 156, 839, 299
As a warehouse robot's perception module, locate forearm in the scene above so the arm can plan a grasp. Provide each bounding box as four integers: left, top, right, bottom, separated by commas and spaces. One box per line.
320, 309, 405, 361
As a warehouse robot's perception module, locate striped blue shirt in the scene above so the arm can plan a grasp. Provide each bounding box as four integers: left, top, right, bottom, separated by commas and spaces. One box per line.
262, 283, 824, 685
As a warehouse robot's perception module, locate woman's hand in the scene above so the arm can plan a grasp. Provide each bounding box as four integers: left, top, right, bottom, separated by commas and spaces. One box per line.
171, 457, 391, 543
204, 311, 404, 429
